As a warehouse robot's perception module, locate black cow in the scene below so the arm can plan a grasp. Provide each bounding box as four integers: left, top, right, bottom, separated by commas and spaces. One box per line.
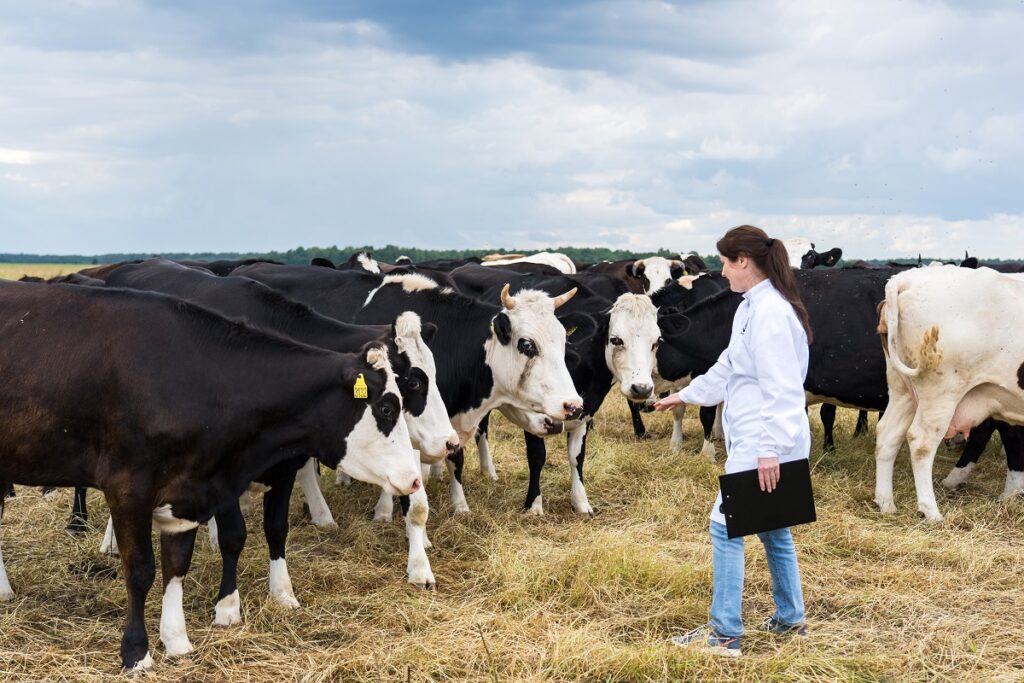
95, 258, 456, 593
800, 246, 844, 269
0, 280, 420, 671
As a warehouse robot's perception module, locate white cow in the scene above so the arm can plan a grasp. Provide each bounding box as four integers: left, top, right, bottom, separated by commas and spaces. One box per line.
874, 266, 1024, 521
481, 251, 577, 274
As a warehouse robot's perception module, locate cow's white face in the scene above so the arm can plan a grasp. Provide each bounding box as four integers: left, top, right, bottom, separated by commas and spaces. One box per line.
339, 347, 421, 496
393, 312, 458, 463
605, 294, 660, 401
484, 289, 583, 421
632, 257, 683, 294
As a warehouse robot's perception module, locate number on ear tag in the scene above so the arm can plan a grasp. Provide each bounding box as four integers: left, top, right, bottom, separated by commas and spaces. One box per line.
566, 326, 577, 337
353, 373, 368, 399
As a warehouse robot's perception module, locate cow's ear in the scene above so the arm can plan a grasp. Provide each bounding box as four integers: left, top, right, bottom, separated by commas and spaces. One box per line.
492, 312, 513, 345
421, 322, 438, 345
658, 310, 691, 337
565, 348, 582, 370
670, 260, 684, 279
627, 260, 645, 278
311, 257, 336, 269
558, 311, 598, 346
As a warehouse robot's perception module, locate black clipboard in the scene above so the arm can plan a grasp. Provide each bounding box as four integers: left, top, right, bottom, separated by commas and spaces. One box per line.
719, 458, 816, 539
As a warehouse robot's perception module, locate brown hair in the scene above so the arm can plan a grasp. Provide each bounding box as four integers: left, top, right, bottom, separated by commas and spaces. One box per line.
716, 225, 813, 343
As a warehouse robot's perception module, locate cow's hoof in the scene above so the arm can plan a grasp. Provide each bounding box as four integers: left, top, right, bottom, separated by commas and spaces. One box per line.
918, 507, 944, 523
452, 502, 471, 515
634, 432, 652, 441
162, 636, 194, 658
271, 592, 301, 610
213, 591, 242, 626
408, 568, 436, 590
525, 496, 544, 516
0, 589, 15, 602
311, 518, 338, 529
125, 652, 154, 674
373, 512, 393, 523
875, 498, 897, 514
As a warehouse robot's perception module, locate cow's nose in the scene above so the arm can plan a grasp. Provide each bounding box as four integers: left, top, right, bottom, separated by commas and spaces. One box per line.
563, 401, 584, 420
446, 438, 460, 454
409, 478, 422, 494
630, 383, 653, 400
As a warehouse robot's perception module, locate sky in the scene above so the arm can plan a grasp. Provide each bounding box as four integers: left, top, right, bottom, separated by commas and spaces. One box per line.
1, 0, 1023, 259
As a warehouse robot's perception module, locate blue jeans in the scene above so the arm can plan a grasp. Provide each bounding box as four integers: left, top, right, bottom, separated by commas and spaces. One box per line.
709, 520, 805, 638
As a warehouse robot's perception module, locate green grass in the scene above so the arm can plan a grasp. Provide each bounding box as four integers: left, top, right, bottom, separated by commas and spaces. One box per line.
1, 402, 1022, 681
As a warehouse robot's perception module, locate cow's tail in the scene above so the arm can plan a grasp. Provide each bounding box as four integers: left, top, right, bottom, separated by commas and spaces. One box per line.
880, 276, 942, 378
882, 279, 924, 378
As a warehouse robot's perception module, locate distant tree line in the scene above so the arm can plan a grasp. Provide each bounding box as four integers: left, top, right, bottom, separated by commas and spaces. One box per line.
1, 246, 1020, 270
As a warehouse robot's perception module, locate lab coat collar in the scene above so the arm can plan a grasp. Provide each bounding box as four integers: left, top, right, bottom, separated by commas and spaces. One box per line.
742, 277, 773, 302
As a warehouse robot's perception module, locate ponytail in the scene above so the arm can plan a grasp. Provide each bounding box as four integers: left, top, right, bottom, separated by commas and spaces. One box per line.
716, 225, 813, 343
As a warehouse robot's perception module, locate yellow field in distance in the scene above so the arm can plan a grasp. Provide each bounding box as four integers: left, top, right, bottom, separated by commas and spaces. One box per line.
0, 263, 94, 281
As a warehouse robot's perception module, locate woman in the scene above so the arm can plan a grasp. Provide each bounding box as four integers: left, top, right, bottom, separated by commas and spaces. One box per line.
654, 225, 811, 658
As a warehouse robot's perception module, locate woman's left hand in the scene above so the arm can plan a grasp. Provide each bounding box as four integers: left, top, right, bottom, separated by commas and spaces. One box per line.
758, 457, 780, 492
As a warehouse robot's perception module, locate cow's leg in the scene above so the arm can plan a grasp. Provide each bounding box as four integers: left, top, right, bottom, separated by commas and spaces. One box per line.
107, 497, 157, 671
669, 404, 687, 453
447, 446, 470, 514
264, 468, 300, 609
213, 502, 246, 626
943, 418, 996, 489
998, 424, 1024, 500
906, 400, 960, 522
819, 403, 837, 452
523, 433, 547, 515
100, 514, 120, 555
712, 404, 724, 440
567, 422, 594, 517
2, 482, 12, 499
874, 385, 917, 514
335, 469, 352, 486
296, 457, 337, 528
403, 486, 435, 588
374, 487, 394, 523
854, 410, 870, 437
698, 405, 717, 462
158, 528, 198, 657
0, 493, 13, 601
628, 399, 649, 439
66, 486, 89, 535
475, 412, 498, 481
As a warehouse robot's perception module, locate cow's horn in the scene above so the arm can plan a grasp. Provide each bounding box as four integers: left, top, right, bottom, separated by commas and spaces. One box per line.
500, 283, 516, 310
552, 287, 578, 309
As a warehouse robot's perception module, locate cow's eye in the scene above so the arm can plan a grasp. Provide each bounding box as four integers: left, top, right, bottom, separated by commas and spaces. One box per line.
609, 336, 624, 347
517, 338, 538, 357
380, 403, 395, 419
653, 337, 663, 350
408, 378, 422, 391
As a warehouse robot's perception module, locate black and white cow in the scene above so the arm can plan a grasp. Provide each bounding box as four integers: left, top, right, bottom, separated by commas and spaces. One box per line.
0, 280, 420, 671
587, 256, 688, 295
448, 264, 673, 514
234, 264, 585, 514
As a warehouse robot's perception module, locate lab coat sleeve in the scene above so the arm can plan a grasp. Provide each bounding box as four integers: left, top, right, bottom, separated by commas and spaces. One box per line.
678, 347, 732, 407
751, 307, 807, 458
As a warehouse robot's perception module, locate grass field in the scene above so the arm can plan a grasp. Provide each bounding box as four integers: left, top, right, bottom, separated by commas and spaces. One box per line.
0, 263, 93, 281
1, 402, 1022, 682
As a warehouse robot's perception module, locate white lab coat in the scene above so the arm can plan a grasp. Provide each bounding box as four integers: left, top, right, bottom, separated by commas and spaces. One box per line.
678, 278, 811, 525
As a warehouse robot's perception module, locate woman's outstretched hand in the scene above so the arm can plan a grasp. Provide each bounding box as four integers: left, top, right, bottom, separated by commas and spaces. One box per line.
653, 394, 684, 412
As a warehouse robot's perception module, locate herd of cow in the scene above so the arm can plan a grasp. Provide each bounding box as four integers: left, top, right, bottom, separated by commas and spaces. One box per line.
1, 237, 1022, 672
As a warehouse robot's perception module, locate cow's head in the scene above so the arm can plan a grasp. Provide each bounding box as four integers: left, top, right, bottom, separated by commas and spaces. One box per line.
485, 284, 584, 421
800, 246, 843, 269
338, 344, 421, 496
628, 257, 683, 294
604, 294, 661, 401
391, 312, 459, 463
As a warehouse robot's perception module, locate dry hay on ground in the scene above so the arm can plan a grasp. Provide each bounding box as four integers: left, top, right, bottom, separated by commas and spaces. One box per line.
0, 264, 93, 281
2, 402, 1024, 682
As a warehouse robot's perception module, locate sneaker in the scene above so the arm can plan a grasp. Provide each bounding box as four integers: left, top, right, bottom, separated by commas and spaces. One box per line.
670, 624, 741, 658
760, 616, 807, 636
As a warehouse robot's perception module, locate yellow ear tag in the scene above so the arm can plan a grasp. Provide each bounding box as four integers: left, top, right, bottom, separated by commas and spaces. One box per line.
490, 320, 495, 336
566, 326, 577, 337
353, 373, 368, 399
